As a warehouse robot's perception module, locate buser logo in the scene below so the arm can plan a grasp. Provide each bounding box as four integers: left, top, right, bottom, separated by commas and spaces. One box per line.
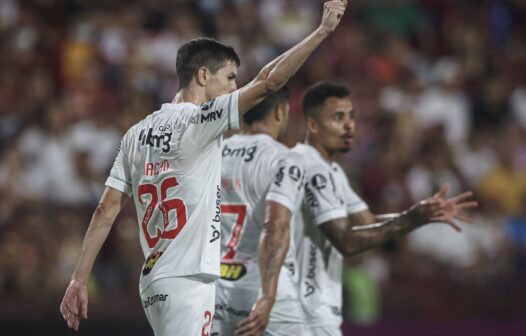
220, 263, 247, 281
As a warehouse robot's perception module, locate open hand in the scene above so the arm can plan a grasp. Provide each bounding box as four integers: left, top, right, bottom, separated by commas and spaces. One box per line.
234, 297, 274, 336
409, 184, 478, 231
320, 0, 348, 33
60, 279, 88, 331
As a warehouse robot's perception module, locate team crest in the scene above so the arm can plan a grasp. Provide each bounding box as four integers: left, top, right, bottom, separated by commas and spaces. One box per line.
200, 98, 216, 111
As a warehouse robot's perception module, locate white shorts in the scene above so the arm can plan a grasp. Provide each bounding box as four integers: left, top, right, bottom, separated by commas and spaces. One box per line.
140, 276, 215, 336
307, 324, 342, 336
211, 285, 258, 335
265, 295, 309, 336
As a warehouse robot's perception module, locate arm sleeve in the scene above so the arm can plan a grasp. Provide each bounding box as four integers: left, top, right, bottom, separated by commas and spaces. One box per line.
303, 167, 348, 226
105, 137, 132, 196
265, 152, 305, 213
187, 90, 240, 147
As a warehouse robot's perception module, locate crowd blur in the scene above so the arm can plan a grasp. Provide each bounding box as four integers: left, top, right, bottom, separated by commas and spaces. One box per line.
0, 0, 525, 325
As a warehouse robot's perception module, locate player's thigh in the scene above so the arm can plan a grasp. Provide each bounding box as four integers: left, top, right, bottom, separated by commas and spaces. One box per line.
141, 276, 215, 336
212, 285, 258, 336
307, 324, 343, 336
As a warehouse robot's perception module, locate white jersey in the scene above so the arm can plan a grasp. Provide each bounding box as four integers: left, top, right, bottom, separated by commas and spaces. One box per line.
292, 143, 368, 327
218, 134, 305, 290
105, 91, 240, 293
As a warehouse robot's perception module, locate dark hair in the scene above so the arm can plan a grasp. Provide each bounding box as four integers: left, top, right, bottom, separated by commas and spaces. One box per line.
243, 86, 290, 125
176, 38, 240, 89
302, 81, 350, 118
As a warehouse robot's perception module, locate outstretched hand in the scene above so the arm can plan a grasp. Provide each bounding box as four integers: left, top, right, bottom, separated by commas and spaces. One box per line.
320, 0, 348, 33
409, 184, 478, 231
234, 297, 274, 336
60, 279, 88, 331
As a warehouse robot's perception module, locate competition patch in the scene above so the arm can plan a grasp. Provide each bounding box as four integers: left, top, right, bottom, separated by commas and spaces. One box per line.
142, 251, 163, 276
311, 174, 327, 190
220, 262, 247, 281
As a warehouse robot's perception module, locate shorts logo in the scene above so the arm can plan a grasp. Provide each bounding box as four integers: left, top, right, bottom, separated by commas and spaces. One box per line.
142, 251, 163, 276
220, 263, 247, 281
143, 293, 169, 308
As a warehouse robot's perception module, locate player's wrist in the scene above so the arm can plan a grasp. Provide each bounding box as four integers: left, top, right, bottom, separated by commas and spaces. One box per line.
71, 277, 88, 286
316, 25, 332, 38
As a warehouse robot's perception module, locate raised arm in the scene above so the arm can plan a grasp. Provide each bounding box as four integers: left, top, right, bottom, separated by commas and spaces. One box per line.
238, 0, 348, 115
236, 201, 292, 335
320, 185, 478, 257
60, 187, 129, 331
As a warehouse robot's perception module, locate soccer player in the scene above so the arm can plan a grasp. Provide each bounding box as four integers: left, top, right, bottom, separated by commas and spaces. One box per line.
212, 87, 306, 336
291, 81, 478, 335
59, 1, 348, 335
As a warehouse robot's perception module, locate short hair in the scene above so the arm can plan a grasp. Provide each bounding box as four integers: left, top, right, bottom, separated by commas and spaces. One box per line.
176, 38, 240, 89
302, 81, 350, 118
243, 86, 290, 125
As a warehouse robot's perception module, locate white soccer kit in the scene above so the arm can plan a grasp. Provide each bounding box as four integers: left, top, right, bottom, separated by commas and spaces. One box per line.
212, 134, 306, 335
105, 91, 240, 336
292, 143, 368, 335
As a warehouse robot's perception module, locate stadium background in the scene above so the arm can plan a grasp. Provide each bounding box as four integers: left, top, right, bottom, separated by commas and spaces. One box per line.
0, 0, 525, 335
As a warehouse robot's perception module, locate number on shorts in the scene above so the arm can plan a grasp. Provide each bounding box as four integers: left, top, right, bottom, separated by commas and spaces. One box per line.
220, 204, 247, 260
138, 177, 187, 248
202, 310, 212, 336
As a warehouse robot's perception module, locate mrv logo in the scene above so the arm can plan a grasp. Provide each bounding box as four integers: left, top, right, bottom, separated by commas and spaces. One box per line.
201, 109, 223, 123
139, 128, 172, 153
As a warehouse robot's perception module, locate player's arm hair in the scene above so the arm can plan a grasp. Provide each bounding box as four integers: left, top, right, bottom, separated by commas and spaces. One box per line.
71, 187, 129, 284
238, 27, 331, 115
320, 209, 421, 257
258, 201, 292, 302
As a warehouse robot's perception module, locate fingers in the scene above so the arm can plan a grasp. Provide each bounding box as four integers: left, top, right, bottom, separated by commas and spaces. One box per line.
235, 315, 261, 336
450, 191, 474, 203
456, 201, 478, 210
430, 216, 462, 232
81, 298, 88, 320
433, 184, 450, 199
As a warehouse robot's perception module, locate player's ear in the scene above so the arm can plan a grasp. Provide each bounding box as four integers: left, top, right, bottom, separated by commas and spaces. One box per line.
306, 116, 318, 135
196, 67, 209, 87
274, 103, 287, 122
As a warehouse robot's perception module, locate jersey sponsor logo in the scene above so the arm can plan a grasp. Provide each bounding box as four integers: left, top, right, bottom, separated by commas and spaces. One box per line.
288, 165, 302, 182
274, 165, 285, 187
219, 262, 247, 281
210, 185, 221, 243
143, 293, 169, 308
222, 144, 257, 162
201, 109, 223, 123
304, 244, 317, 297
142, 251, 163, 276
200, 98, 216, 111
311, 174, 327, 190
138, 128, 172, 153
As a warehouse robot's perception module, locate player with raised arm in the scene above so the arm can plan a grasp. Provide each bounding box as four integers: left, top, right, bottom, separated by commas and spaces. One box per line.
59, 1, 348, 335
212, 87, 306, 336
292, 82, 478, 335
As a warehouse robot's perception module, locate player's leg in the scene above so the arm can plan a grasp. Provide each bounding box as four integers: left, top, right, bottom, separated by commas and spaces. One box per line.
211, 285, 259, 336
140, 276, 215, 336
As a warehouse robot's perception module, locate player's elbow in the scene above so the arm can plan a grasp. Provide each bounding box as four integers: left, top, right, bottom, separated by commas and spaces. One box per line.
93, 201, 119, 225
264, 76, 286, 93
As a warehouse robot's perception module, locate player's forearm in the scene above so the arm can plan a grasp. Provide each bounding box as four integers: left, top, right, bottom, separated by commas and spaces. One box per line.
262, 27, 330, 90
343, 212, 420, 257
258, 222, 290, 301
71, 204, 119, 283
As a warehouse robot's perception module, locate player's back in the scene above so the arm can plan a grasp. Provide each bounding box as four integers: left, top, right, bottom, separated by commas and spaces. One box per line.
218, 133, 303, 289
106, 92, 240, 293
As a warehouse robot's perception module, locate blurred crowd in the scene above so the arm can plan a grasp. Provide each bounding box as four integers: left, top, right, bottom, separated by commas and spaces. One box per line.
0, 0, 525, 323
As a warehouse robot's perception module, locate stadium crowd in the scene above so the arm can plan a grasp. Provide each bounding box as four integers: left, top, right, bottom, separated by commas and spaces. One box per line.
0, 0, 525, 325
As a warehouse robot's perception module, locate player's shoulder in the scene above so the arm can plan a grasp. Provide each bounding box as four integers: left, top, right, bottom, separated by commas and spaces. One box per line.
291, 143, 330, 174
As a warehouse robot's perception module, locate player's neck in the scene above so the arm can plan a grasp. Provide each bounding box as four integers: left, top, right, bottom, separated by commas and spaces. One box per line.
306, 137, 334, 161
245, 123, 278, 140
172, 87, 207, 106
